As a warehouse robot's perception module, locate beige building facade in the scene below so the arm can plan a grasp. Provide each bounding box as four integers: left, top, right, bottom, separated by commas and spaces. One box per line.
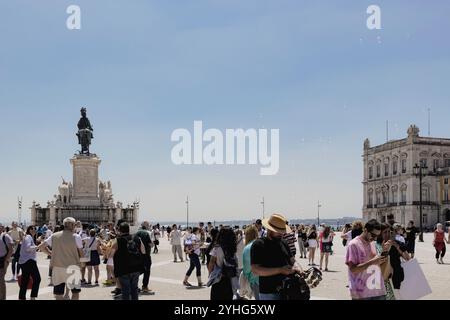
363, 125, 450, 228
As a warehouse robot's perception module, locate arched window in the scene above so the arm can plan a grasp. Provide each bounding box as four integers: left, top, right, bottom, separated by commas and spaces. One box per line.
368, 189, 373, 205
384, 158, 390, 177
376, 191, 381, 205
391, 185, 398, 204
401, 159, 407, 173
422, 184, 430, 202
400, 184, 407, 203
392, 157, 398, 175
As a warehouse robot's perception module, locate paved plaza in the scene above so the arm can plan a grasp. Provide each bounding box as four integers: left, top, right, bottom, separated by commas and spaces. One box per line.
4, 232, 448, 300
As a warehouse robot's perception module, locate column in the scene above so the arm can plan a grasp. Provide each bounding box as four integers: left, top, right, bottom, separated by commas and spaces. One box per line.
49, 202, 56, 226
31, 201, 37, 226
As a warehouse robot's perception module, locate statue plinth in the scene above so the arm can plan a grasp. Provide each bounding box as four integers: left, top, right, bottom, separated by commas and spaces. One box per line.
70, 154, 101, 206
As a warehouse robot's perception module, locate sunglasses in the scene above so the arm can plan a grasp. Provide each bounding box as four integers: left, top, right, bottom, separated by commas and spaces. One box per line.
368, 231, 380, 239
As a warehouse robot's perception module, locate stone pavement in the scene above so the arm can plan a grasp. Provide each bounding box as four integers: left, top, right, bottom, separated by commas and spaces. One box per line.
4, 232, 448, 300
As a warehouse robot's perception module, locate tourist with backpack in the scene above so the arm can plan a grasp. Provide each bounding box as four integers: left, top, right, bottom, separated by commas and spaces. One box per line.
208, 227, 238, 300
0, 223, 14, 300
111, 222, 145, 300
135, 221, 155, 295
251, 214, 303, 300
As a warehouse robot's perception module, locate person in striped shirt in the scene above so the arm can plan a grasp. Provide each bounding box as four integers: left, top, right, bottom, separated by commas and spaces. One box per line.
282, 222, 297, 257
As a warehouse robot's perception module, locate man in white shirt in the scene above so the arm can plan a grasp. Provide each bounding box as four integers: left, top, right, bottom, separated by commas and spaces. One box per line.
170, 225, 184, 263
40, 217, 83, 300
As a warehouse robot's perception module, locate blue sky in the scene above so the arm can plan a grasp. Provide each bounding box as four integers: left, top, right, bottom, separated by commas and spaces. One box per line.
1, 1, 450, 223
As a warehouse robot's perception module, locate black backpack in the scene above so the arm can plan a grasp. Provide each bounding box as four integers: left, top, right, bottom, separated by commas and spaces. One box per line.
279, 273, 310, 300
121, 235, 144, 272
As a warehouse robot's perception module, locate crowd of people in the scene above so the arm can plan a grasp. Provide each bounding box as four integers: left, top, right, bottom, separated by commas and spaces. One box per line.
344, 213, 450, 300
1, 213, 449, 301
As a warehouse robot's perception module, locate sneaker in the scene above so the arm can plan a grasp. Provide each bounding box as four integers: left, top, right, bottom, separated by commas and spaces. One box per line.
86, 282, 92, 286
142, 287, 155, 295
437, 259, 441, 264
111, 289, 122, 298
180, 259, 184, 262
440, 258, 444, 264
325, 268, 329, 272
95, 281, 99, 286
111, 288, 121, 295
103, 280, 113, 286
183, 281, 193, 287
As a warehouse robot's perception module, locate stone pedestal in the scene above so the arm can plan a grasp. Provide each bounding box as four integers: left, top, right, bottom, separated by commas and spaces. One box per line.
70, 154, 101, 206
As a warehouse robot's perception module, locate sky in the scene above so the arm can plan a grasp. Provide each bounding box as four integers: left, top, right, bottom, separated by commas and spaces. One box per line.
1, 0, 450, 224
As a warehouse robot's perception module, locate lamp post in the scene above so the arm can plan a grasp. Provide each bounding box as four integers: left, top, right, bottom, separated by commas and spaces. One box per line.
261, 197, 265, 219
414, 163, 427, 242
317, 201, 322, 226
437, 167, 443, 224
186, 196, 189, 230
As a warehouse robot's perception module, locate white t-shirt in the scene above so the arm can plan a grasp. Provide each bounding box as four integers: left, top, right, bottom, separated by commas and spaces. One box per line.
45, 233, 83, 249
8, 228, 24, 242
19, 235, 37, 264
83, 237, 99, 250
210, 246, 225, 267
170, 230, 182, 246
184, 234, 200, 255
45, 229, 53, 240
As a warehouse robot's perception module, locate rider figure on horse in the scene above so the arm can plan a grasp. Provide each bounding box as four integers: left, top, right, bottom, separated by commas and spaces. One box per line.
77, 107, 94, 155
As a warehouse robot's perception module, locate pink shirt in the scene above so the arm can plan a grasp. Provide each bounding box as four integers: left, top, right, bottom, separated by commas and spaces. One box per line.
345, 236, 386, 299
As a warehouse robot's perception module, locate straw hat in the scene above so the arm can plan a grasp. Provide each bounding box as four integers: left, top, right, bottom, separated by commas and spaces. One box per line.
262, 213, 292, 234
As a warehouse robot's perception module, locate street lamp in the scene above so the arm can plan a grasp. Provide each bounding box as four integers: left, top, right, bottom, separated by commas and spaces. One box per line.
413, 163, 428, 242
261, 197, 265, 219
317, 201, 322, 226
186, 196, 189, 230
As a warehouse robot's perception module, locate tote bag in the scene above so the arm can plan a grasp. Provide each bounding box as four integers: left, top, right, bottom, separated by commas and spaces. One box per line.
399, 258, 432, 300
